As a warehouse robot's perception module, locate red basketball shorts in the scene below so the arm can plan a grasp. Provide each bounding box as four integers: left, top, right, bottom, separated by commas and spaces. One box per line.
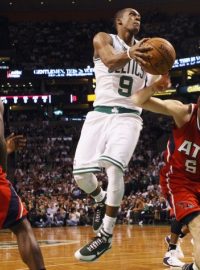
160, 170, 200, 221
0, 177, 27, 229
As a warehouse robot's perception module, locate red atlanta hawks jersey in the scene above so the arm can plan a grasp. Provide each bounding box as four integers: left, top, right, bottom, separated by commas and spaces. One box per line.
162, 104, 200, 181
0, 165, 7, 184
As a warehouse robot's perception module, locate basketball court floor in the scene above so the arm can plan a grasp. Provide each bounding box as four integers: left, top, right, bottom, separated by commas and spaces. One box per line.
0, 225, 193, 270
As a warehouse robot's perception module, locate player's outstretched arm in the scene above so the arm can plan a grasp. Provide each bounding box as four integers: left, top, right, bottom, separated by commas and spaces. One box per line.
132, 74, 170, 106
131, 75, 192, 127
93, 32, 152, 72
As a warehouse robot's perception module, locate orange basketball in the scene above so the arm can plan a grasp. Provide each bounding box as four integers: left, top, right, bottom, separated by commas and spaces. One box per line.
141, 37, 176, 75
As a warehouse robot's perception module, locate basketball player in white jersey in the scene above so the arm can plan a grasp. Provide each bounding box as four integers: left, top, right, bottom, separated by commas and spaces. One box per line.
73, 8, 170, 261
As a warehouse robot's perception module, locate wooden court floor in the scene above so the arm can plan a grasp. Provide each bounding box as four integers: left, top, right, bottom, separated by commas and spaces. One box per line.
0, 225, 193, 270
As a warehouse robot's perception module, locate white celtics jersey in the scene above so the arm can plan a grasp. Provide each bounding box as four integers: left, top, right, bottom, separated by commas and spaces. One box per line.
93, 34, 157, 111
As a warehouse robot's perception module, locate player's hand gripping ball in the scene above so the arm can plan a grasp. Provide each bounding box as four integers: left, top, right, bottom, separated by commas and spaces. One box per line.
140, 37, 176, 75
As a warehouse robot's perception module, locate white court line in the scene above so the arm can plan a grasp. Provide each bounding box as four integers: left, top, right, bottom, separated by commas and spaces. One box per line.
0, 240, 79, 250
16, 263, 73, 270
16, 260, 101, 270
0, 256, 77, 263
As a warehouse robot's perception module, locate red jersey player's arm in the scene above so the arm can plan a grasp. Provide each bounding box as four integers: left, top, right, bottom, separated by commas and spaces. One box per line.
131, 75, 192, 128
0, 100, 7, 172
0, 101, 26, 156
138, 97, 191, 128
0, 100, 4, 139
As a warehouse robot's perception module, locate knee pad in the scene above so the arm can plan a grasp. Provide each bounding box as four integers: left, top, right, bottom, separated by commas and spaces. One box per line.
73, 173, 98, 194
105, 163, 124, 207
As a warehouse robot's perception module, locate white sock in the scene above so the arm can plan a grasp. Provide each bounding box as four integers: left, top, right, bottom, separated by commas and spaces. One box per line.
93, 189, 106, 203
102, 214, 116, 235
193, 263, 199, 270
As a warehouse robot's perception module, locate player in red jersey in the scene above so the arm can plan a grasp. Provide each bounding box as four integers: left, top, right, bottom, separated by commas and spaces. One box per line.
0, 100, 46, 270
132, 75, 200, 270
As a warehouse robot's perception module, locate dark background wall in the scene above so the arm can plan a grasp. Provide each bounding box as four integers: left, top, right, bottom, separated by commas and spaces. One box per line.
0, 0, 199, 22
0, 16, 10, 50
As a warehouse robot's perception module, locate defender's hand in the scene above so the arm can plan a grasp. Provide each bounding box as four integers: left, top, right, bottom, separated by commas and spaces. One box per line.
6, 133, 27, 154
152, 74, 171, 92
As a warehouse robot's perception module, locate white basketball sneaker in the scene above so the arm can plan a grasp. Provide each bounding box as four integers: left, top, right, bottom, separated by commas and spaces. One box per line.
165, 235, 184, 258
163, 250, 185, 267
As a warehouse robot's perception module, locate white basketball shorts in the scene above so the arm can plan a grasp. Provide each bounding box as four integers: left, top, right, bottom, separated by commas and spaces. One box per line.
73, 110, 143, 174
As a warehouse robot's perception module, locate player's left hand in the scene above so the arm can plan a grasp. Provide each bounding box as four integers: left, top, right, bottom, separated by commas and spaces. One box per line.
129, 38, 153, 66
153, 74, 171, 92
6, 133, 27, 154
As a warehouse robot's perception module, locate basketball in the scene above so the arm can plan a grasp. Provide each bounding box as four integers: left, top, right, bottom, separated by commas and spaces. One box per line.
141, 37, 176, 75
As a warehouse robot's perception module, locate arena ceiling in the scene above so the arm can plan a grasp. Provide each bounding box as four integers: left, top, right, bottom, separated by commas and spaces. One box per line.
0, 0, 191, 12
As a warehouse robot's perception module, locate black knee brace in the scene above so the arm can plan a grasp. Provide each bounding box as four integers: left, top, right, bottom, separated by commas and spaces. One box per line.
171, 218, 182, 235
